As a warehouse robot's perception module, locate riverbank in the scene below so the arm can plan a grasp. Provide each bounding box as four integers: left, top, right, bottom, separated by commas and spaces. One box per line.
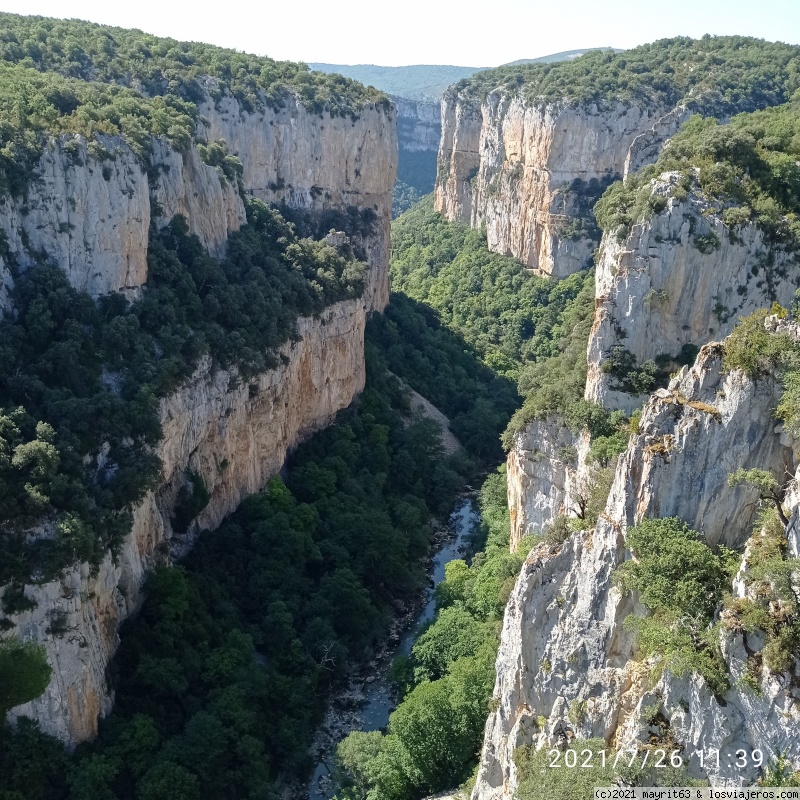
305, 496, 480, 800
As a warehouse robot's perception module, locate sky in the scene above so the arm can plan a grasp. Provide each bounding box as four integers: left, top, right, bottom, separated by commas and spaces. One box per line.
1, 0, 799, 67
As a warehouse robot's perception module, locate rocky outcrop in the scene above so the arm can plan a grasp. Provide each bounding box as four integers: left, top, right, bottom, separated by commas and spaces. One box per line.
0, 133, 246, 307
5, 298, 370, 743
586, 174, 800, 413
506, 421, 590, 551
474, 341, 800, 798
435, 94, 680, 278
1, 87, 397, 744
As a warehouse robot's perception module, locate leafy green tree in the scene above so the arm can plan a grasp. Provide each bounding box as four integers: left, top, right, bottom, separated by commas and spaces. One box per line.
137, 762, 199, 800
615, 517, 732, 694
0, 636, 51, 714
335, 730, 385, 798
728, 468, 791, 527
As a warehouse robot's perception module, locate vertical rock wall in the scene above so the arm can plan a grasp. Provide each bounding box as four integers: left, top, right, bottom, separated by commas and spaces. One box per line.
1, 88, 397, 744
434, 92, 682, 278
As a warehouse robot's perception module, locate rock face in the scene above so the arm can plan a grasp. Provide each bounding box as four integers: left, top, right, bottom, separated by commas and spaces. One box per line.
474, 342, 800, 798
0, 90, 396, 314
6, 299, 369, 743
586, 175, 800, 413
0, 134, 246, 309
394, 98, 441, 153
0, 88, 396, 744
506, 421, 589, 551
198, 91, 396, 310
434, 93, 686, 277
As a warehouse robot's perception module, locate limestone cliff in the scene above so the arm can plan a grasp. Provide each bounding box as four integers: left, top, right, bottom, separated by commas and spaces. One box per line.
0, 88, 396, 315
6, 299, 369, 743
394, 98, 441, 153
587, 173, 800, 413
0, 134, 243, 311
0, 87, 397, 744
475, 338, 800, 798
198, 88, 396, 310
434, 94, 680, 277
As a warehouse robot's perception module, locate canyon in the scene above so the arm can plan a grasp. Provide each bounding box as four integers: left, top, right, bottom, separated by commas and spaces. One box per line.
0, 87, 397, 744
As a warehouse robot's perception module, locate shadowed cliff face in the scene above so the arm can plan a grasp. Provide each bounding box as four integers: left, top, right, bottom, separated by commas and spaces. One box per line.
0, 88, 397, 744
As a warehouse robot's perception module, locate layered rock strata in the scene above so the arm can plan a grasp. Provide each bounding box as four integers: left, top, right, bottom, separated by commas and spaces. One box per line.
1, 88, 396, 743
6, 299, 369, 743
0, 89, 396, 314
435, 94, 687, 277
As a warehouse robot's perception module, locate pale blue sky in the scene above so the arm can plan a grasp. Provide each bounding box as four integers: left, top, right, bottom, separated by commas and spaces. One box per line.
1, 0, 798, 67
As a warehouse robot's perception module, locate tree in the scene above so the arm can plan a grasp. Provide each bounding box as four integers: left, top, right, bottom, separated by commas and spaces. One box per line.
0, 636, 51, 714
335, 730, 385, 798
137, 762, 199, 800
728, 468, 790, 527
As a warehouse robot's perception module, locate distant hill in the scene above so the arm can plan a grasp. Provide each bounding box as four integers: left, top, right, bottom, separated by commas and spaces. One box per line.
502, 47, 621, 66
308, 63, 482, 102
309, 51, 621, 103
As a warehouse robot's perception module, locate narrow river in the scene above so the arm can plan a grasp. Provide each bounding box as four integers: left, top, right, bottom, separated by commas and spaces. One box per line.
307, 497, 480, 799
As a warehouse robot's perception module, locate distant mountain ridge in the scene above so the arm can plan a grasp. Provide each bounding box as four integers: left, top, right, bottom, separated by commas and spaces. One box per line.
309, 50, 615, 102
503, 47, 621, 66
308, 63, 482, 102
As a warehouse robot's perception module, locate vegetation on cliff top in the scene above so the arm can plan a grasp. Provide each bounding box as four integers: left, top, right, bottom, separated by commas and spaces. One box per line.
0, 13, 388, 195
0, 202, 365, 594
451, 36, 800, 114
595, 99, 800, 250
0, 13, 387, 114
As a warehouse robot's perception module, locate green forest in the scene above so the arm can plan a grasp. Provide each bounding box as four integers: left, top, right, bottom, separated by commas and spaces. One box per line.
0, 12, 388, 197
0, 13, 386, 113
0, 314, 491, 799
0, 189, 601, 798
452, 35, 800, 113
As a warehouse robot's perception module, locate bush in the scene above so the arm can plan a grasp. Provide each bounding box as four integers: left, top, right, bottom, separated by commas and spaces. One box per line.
615, 517, 732, 694
334, 468, 525, 800
0, 13, 389, 194
722, 307, 798, 378
598, 103, 800, 250
0, 636, 51, 713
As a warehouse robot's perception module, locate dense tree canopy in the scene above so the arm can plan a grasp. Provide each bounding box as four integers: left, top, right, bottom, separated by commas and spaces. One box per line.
0, 335, 481, 798
335, 468, 524, 800
452, 36, 800, 114
0, 13, 388, 195
0, 13, 387, 114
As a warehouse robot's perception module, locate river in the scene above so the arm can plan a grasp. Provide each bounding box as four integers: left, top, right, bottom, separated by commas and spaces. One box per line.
306, 496, 480, 799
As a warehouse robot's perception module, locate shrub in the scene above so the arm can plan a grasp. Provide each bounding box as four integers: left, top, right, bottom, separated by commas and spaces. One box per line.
615, 517, 731, 693
0, 636, 51, 713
